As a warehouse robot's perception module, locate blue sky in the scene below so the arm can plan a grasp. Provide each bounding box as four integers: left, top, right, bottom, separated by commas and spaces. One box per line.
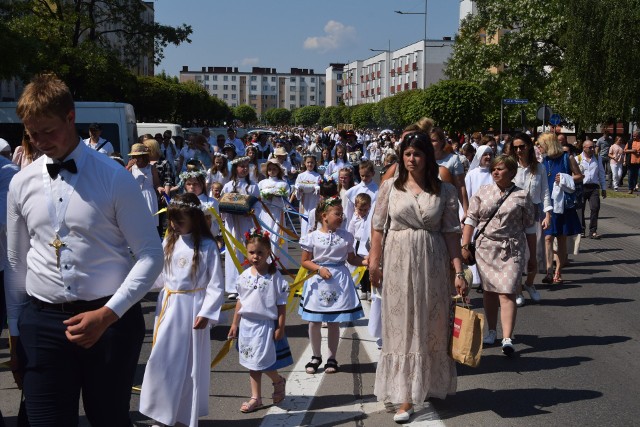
153, 0, 461, 77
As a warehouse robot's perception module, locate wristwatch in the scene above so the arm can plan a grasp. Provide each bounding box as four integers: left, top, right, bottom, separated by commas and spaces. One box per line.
455, 271, 466, 278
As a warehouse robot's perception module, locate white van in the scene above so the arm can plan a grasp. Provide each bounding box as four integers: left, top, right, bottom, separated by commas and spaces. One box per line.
136, 123, 183, 140
0, 101, 137, 159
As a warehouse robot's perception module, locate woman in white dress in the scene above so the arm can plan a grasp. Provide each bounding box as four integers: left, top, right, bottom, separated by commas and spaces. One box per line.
139, 193, 225, 427
258, 159, 291, 258
293, 154, 321, 237
221, 156, 261, 299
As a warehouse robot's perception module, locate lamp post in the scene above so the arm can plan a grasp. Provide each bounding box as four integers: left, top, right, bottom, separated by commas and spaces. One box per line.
395, 0, 428, 41
370, 40, 391, 100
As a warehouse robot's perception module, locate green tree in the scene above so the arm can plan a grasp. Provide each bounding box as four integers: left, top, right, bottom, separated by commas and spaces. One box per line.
264, 108, 292, 126
350, 104, 375, 129
423, 80, 486, 133
234, 104, 258, 125
294, 106, 323, 126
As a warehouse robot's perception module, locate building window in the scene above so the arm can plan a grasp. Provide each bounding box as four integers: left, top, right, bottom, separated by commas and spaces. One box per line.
213, 85, 218, 90
300, 77, 305, 82
310, 95, 315, 101
204, 84, 209, 90
251, 104, 257, 108
300, 95, 306, 101
289, 86, 295, 91
231, 85, 236, 90
223, 94, 228, 99
251, 85, 257, 90
337, 85, 342, 92
271, 86, 276, 91
250, 94, 257, 100
290, 95, 295, 101
261, 76, 266, 81
223, 85, 228, 90
263, 85, 268, 90
232, 103, 237, 107
251, 76, 257, 81
311, 77, 316, 82
212, 75, 218, 81
232, 94, 237, 99
290, 77, 296, 82
271, 76, 276, 82
212, 94, 218, 98
290, 104, 295, 109
204, 75, 209, 81
223, 76, 228, 81
231, 75, 236, 81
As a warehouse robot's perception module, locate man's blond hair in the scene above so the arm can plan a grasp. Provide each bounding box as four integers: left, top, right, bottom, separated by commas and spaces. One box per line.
16, 74, 74, 122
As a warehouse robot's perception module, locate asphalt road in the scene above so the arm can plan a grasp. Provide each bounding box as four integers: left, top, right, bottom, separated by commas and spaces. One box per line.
1, 195, 639, 426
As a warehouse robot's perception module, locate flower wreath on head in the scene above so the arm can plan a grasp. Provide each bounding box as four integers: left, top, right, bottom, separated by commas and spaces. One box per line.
321, 175, 336, 185
230, 156, 251, 166
169, 199, 201, 210
320, 195, 341, 210
244, 227, 270, 242
179, 170, 207, 182
213, 152, 228, 159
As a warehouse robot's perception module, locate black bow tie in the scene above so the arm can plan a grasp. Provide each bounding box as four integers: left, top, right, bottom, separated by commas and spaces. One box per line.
47, 159, 77, 178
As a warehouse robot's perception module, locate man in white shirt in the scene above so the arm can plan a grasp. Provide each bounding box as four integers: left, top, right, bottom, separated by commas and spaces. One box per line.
225, 127, 245, 156
578, 140, 606, 239
83, 122, 114, 155
6, 74, 164, 426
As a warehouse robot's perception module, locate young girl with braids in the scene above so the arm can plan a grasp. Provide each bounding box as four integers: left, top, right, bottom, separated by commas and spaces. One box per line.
139, 193, 225, 427
221, 156, 261, 299
228, 229, 293, 413
298, 196, 367, 374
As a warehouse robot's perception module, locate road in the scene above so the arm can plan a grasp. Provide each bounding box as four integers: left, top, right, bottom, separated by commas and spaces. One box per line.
1, 196, 639, 426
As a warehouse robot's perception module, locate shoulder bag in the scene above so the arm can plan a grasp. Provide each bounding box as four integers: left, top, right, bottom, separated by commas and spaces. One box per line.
465, 185, 516, 265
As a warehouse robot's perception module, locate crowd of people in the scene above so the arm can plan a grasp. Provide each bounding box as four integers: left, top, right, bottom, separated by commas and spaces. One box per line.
1, 73, 638, 426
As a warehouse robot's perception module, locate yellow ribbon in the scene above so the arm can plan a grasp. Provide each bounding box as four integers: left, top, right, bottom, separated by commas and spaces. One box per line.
207, 206, 248, 273
210, 338, 236, 369
153, 286, 205, 346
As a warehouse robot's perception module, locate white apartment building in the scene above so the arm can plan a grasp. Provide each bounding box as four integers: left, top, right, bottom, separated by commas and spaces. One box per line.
325, 63, 345, 107
341, 39, 454, 107
180, 66, 326, 116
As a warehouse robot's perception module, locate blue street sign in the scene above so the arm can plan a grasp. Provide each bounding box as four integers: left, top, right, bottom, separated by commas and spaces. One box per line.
549, 113, 562, 126
503, 98, 529, 105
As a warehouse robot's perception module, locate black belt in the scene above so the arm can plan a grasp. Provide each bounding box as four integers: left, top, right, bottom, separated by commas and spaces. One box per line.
31, 296, 111, 314
583, 183, 599, 188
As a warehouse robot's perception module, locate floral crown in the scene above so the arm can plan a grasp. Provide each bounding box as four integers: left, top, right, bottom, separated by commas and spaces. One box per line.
321, 175, 336, 185
244, 227, 270, 242
179, 170, 206, 182
320, 195, 341, 210
230, 156, 251, 166
213, 152, 228, 159
170, 199, 201, 210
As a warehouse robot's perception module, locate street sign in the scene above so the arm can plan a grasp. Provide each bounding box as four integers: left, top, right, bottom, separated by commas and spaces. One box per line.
549, 113, 562, 126
503, 98, 529, 105
537, 105, 552, 121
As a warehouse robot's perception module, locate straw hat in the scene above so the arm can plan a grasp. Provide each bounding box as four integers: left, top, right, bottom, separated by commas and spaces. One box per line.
260, 158, 286, 176
273, 146, 288, 157
128, 143, 150, 156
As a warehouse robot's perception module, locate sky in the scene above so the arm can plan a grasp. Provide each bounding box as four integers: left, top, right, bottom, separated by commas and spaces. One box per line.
153, 0, 462, 77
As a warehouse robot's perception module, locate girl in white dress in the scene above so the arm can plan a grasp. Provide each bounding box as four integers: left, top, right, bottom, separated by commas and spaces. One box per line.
139, 193, 225, 427
228, 230, 293, 413
299, 196, 367, 374
206, 152, 230, 194
325, 144, 351, 179
182, 170, 221, 241
292, 154, 321, 237
221, 156, 260, 299
258, 159, 291, 252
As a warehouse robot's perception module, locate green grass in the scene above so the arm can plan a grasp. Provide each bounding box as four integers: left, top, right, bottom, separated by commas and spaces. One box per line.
605, 190, 636, 199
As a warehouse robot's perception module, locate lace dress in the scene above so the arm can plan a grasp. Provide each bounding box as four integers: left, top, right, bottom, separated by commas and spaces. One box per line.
372, 179, 460, 404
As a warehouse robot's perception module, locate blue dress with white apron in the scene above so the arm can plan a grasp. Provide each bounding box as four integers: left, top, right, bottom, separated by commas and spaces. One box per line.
298, 228, 364, 322
236, 269, 293, 371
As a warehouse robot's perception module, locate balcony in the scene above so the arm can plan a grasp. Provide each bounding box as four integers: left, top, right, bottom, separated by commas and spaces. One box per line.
371, 72, 375, 79
396, 67, 402, 74
397, 84, 402, 92
390, 86, 395, 94
405, 64, 409, 72
377, 71, 381, 78
377, 87, 381, 94
404, 83, 409, 90
390, 69, 395, 77
411, 81, 418, 89
361, 91, 365, 97
412, 62, 418, 71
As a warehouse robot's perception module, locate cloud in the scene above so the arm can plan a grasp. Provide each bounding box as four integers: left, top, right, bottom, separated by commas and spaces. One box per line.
241, 57, 260, 66
303, 20, 356, 53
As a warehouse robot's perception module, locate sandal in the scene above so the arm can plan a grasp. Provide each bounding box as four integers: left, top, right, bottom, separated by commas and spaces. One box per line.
240, 397, 263, 413
541, 272, 553, 284
553, 273, 563, 284
324, 358, 339, 374
591, 233, 601, 240
272, 376, 286, 404
305, 356, 322, 374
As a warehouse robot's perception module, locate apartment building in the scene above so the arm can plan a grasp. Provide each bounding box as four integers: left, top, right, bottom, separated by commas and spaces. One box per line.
341, 39, 454, 107
180, 66, 326, 116
325, 63, 346, 107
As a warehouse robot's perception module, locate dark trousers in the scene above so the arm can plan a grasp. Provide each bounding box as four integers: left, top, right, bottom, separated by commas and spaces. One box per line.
629, 164, 640, 191
601, 157, 611, 187
18, 300, 144, 427
581, 184, 601, 234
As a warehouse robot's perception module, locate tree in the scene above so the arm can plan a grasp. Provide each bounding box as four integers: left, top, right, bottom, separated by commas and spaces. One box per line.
293, 106, 323, 126
350, 104, 375, 129
423, 80, 486, 133
234, 104, 257, 125
263, 108, 292, 126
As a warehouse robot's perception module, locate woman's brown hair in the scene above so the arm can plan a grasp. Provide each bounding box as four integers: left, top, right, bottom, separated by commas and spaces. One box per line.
394, 131, 441, 195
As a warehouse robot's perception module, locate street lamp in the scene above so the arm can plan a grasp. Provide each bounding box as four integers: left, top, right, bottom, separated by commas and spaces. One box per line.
370, 40, 392, 100
395, 0, 428, 41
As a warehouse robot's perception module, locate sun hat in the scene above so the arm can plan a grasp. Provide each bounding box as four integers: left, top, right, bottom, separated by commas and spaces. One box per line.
273, 146, 288, 156
128, 143, 150, 156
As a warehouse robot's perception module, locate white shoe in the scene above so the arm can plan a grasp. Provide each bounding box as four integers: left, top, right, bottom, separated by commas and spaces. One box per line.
524, 285, 541, 302
393, 407, 414, 423
502, 337, 515, 356
483, 329, 497, 345
228, 293, 238, 300
516, 294, 525, 307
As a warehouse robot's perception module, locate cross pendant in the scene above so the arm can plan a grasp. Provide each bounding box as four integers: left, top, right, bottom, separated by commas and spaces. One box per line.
49, 234, 66, 268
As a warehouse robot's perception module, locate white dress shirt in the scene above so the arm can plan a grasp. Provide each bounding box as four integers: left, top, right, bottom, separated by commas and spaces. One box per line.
0, 157, 19, 271
226, 137, 246, 156
6, 141, 164, 336
578, 153, 606, 188
83, 137, 114, 155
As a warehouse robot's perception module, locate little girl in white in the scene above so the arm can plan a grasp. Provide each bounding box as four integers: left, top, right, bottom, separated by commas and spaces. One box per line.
139, 193, 225, 427
258, 159, 291, 249
228, 229, 293, 413
292, 154, 321, 238
221, 156, 261, 299
299, 196, 366, 374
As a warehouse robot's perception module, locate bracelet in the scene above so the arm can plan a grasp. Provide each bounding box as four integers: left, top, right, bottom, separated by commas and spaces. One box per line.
461, 244, 470, 250
316, 267, 322, 274
455, 271, 466, 278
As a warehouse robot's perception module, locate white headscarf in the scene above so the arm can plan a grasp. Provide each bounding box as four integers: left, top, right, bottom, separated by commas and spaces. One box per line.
469, 145, 494, 171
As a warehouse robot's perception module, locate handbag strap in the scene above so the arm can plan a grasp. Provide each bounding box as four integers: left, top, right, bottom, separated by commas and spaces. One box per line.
472, 185, 516, 241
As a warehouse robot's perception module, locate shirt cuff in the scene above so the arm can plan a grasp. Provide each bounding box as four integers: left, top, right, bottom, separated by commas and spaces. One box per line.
105, 293, 130, 319
464, 217, 478, 227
